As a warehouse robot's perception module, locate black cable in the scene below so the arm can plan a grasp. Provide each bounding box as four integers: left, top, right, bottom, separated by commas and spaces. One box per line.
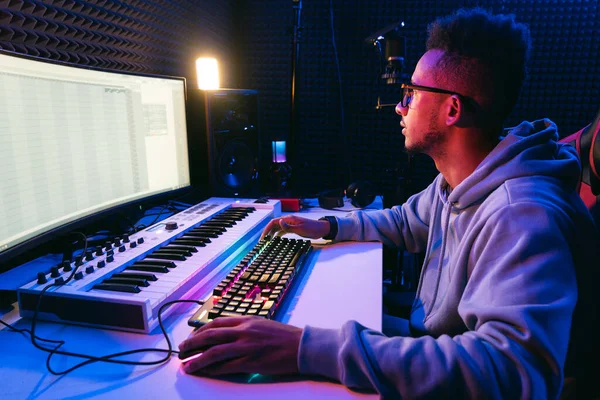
25, 282, 202, 374
0, 319, 63, 346
133, 203, 176, 232
133, 199, 192, 232
1, 216, 204, 375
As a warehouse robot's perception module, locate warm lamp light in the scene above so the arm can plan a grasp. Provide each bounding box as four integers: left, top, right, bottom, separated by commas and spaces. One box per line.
196, 57, 219, 89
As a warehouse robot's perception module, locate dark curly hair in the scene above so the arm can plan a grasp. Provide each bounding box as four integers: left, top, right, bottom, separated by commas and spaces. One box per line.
426, 8, 531, 125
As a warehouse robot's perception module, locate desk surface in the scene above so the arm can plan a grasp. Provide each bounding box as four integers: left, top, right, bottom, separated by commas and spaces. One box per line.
0, 199, 383, 399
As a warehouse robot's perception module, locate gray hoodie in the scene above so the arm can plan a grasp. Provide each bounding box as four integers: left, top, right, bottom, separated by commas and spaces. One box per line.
297, 119, 597, 399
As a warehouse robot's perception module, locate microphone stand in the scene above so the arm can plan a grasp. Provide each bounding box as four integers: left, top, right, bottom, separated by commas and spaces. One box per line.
288, 0, 302, 187
268, 1, 301, 198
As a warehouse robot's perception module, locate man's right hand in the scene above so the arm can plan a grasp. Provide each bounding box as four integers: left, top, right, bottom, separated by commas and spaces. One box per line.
260, 215, 331, 240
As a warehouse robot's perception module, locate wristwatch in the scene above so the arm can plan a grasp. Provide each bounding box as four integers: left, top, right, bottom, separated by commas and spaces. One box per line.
318, 216, 338, 240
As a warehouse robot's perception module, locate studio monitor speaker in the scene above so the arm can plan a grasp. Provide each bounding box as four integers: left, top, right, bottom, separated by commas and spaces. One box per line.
187, 89, 261, 197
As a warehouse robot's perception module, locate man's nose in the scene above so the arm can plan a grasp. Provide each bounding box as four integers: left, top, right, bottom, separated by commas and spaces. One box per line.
396, 101, 408, 117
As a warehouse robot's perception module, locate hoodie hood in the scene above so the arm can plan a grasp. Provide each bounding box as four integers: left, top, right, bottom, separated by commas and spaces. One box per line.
446, 118, 581, 209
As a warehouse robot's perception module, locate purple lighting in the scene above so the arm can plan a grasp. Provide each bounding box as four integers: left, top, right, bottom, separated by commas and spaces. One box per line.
272, 141, 287, 163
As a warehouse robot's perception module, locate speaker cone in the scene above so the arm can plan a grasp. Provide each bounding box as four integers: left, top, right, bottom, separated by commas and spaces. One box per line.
217, 140, 256, 191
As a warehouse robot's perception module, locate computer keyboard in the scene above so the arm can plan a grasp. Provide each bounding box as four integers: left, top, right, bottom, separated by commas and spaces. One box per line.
187, 236, 312, 327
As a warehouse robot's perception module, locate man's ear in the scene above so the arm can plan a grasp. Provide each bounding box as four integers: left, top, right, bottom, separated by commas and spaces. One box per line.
445, 95, 474, 127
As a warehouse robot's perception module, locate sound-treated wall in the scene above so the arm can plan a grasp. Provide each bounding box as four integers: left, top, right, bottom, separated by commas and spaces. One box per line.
236, 0, 600, 198
1, 0, 598, 199
0, 0, 238, 88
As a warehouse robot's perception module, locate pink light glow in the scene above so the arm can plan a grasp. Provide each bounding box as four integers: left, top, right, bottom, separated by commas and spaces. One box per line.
180, 352, 203, 363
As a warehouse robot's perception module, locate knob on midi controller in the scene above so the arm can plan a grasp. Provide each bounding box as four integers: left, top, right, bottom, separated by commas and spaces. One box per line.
62, 260, 72, 272
165, 222, 178, 230
37, 272, 47, 284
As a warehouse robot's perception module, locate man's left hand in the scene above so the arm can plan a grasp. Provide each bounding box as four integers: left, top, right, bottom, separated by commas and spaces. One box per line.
178, 316, 303, 376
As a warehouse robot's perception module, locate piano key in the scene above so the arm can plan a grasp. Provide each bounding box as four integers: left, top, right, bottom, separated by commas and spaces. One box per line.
113, 272, 158, 281
104, 277, 150, 287
172, 238, 207, 247
202, 221, 232, 228
162, 244, 198, 253
133, 260, 177, 268
192, 225, 226, 232
146, 253, 187, 261
214, 215, 243, 221
126, 265, 170, 273
206, 220, 234, 227
211, 217, 238, 223
186, 231, 219, 238
153, 248, 193, 257
93, 283, 141, 293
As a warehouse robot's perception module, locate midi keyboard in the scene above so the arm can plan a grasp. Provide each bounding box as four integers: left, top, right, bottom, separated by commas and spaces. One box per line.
17, 198, 281, 334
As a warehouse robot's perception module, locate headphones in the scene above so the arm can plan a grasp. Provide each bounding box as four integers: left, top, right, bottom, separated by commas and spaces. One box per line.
318, 180, 377, 209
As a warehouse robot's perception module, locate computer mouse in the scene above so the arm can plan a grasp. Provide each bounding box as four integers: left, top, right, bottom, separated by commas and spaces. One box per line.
178, 345, 210, 362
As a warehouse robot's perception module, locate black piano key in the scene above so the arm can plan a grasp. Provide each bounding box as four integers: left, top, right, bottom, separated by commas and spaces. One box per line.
190, 224, 221, 231
153, 248, 193, 257
104, 277, 150, 287
220, 211, 238, 217
215, 215, 243, 221
93, 283, 141, 293
223, 208, 249, 213
185, 233, 218, 240
188, 230, 220, 238
211, 215, 239, 221
202, 221, 231, 228
163, 244, 198, 253
181, 233, 214, 241
126, 265, 170, 273
207, 219, 235, 227
193, 224, 226, 230
230, 207, 254, 213
133, 260, 177, 268
172, 238, 208, 247
193, 225, 226, 233
147, 252, 187, 261
114, 272, 158, 281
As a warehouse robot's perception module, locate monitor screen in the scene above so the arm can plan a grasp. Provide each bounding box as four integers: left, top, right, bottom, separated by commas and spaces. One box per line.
0, 51, 190, 263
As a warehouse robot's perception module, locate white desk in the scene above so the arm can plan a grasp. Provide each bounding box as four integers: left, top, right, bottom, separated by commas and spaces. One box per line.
0, 198, 383, 399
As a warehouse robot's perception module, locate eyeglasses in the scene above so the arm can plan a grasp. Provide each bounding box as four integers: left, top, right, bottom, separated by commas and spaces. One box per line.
400, 83, 479, 111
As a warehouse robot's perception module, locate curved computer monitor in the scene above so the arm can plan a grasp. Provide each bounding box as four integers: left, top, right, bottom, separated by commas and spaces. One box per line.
0, 50, 191, 267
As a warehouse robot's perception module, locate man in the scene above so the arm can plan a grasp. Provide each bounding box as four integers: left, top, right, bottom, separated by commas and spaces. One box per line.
179, 8, 597, 399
